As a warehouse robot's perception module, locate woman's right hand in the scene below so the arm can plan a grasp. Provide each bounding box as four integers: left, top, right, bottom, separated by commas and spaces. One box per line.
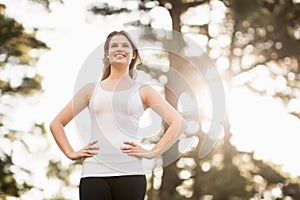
67, 140, 100, 160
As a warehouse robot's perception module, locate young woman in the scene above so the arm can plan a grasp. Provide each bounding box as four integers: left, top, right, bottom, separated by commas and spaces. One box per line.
49, 30, 185, 200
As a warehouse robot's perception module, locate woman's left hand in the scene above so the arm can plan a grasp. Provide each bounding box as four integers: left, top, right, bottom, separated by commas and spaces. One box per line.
121, 141, 156, 159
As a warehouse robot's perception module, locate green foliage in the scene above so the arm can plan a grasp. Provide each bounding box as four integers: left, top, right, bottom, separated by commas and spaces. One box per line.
0, 15, 48, 66
0, 123, 47, 197
227, 0, 300, 109
283, 182, 300, 199
0, 154, 19, 197
89, 3, 130, 15
230, 0, 300, 60
0, 14, 48, 96
47, 159, 82, 186
28, 0, 63, 11
0, 7, 49, 198
0, 75, 43, 96
254, 159, 285, 184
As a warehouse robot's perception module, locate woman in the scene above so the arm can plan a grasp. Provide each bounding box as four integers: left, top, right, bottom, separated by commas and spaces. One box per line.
50, 30, 185, 200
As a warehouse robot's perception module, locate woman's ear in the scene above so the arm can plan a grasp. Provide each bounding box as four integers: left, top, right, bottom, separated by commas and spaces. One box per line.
132, 51, 137, 59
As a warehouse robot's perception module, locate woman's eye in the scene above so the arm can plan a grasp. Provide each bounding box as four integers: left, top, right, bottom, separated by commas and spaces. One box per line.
110, 43, 131, 49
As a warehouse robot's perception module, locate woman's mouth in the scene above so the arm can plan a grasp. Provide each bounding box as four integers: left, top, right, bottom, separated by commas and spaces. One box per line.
114, 53, 126, 58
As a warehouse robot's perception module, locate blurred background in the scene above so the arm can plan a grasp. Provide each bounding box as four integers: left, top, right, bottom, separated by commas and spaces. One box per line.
1, 0, 300, 199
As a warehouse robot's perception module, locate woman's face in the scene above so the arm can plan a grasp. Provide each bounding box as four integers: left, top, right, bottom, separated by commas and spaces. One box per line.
107, 34, 135, 67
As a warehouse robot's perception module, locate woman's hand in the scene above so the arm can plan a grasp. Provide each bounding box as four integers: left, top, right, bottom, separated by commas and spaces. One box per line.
121, 141, 157, 159
67, 140, 100, 161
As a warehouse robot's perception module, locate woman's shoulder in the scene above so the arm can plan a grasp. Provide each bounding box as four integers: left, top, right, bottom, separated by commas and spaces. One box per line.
76, 82, 98, 100
138, 82, 161, 99
79, 82, 96, 91
138, 82, 160, 91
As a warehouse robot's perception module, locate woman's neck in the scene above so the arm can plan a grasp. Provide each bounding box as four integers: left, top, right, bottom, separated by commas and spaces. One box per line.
107, 72, 131, 81
102, 72, 134, 91
108, 64, 131, 81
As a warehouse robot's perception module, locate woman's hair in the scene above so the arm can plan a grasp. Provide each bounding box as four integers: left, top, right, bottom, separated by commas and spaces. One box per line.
101, 30, 141, 81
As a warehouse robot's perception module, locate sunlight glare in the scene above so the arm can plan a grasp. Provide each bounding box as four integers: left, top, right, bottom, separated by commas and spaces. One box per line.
217, 35, 231, 47
287, 98, 300, 113
201, 161, 211, 172
184, 33, 209, 53
241, 55, 256, 67
232, 72, 253, 85
216, 56, 230, 70
179, 136, 199, 153
210, 9, 225, 23
179, 169, 192, 179
123, 0, 139, 10
186, 120, 199, 133
181, 4, 210, 26
201, 119, 210, 133
210, 0, 227, 22
209, 24, 220, 37
271, 187, 282, 198
209, 48, 222, 59
229, 87, 300, 177
153, 176, 162, 190
139, 109, 152, 128
149, 6, 172, 30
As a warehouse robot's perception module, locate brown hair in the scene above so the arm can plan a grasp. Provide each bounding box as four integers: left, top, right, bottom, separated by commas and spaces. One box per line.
101, 30, 141, 81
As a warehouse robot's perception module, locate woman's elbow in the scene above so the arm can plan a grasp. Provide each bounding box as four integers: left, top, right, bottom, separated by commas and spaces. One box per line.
172, 115, 187, 133
49, 119, 62, 134
49, 120, 56, 134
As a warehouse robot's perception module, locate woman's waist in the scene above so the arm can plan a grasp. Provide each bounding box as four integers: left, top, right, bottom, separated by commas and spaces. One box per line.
83, 154, 144, 174
81, 157, 145, 177
91, 120, 139, 137
90, 131, 139, 147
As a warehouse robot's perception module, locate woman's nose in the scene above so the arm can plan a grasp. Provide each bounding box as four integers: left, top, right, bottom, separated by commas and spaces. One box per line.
116, 45, 124, 51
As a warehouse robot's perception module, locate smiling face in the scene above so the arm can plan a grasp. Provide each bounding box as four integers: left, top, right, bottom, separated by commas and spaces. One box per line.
101, 31, 140, 81
107, 34, 136, 67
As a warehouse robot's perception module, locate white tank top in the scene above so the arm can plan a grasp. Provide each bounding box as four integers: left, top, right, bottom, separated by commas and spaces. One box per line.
81, 82, 145, 177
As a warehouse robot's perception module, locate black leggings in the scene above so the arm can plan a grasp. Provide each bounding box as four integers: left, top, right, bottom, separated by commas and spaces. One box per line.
79, 175, 146, 200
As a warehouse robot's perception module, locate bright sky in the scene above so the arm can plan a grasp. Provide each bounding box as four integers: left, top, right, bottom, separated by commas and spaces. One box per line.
2, 0, 300, 198
229, 86, 300, 176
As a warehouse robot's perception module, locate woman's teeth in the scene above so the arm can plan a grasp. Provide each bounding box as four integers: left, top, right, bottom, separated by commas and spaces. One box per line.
115, 54, 125, 58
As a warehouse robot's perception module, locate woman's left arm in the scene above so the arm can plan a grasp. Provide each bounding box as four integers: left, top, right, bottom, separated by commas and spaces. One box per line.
121, 84, 186, 159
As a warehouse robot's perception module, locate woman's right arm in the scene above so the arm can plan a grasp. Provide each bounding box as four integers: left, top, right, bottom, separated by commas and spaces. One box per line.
49, 83, 99, 160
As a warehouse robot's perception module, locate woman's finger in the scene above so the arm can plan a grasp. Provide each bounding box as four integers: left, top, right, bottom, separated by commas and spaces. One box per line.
121, 148, 133, 153
85, 141, 99, 150
88, 140, 98, 145
123, 141, 137, 147
81, 147, 98, 156
84, 141, 100, 151
120, 146, 131, 150
88, 146, 100, 150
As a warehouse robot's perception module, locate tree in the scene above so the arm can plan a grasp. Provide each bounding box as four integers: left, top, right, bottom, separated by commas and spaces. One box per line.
227, 0, 300, 115
0, 4, 49, 198
76, 0, 300, 199
183, 0, 300, 199
28, 0, 63, 11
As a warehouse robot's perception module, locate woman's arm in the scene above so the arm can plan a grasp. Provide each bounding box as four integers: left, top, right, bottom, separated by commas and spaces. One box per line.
121, 84, 186, 159
49, 83, 99, 160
